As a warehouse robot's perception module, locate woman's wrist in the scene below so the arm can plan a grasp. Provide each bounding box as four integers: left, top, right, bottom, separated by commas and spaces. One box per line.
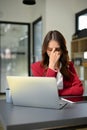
49, 64, 55, 70
48, 67, 58, 73
49, 62, 59, 71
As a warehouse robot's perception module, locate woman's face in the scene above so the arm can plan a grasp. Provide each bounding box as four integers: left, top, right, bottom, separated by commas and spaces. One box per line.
46, 40, 62, 57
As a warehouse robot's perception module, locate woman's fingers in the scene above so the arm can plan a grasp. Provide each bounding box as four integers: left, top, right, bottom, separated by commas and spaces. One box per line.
49, 48, 61, 69
51, 48, 55, 53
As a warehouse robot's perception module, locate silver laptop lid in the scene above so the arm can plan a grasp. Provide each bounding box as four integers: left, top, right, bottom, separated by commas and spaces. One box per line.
7, 76, 66, 109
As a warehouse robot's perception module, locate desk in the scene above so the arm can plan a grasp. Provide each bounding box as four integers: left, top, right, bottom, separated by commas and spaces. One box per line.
0, 100, 87, 130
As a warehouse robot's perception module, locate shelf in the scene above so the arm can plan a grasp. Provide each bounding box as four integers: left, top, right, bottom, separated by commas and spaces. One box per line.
72, 37, 87, 42
71, 37, 87, 52
71, 37, 87, 82
82, 62, 87, 67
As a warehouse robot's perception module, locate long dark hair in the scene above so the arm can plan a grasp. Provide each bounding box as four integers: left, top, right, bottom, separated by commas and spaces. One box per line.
41, 30, 70, 79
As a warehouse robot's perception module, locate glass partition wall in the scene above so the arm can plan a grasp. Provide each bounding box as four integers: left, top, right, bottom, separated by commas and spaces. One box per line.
32, 17, 42, 63
0, 21, 30, 93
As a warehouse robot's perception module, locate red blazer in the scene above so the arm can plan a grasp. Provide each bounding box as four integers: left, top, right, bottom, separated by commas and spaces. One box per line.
31, 61, 84, 96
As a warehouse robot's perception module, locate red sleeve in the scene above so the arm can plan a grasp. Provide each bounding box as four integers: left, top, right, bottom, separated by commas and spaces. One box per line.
31, 62, 57, 77
59, 62, 84, 96
31, 62, 43, 76
46, 68, 57, 77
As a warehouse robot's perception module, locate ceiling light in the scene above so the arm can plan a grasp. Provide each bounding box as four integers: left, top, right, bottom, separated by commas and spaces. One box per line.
23, 0, 36, 5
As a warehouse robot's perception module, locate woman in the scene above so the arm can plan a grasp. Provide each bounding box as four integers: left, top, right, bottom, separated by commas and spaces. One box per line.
31, 30, 84, 96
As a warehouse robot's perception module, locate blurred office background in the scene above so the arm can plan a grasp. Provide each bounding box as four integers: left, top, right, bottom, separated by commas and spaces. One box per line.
0, 0, 87, 93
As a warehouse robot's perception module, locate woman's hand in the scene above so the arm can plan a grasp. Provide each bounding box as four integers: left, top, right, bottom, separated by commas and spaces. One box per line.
49, 48, 61, 70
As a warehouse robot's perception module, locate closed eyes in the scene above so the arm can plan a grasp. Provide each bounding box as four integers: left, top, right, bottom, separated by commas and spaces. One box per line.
47, 47, 61, 52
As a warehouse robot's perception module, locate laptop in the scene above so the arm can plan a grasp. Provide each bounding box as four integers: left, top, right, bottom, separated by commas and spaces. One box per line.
6, 76, 67, 109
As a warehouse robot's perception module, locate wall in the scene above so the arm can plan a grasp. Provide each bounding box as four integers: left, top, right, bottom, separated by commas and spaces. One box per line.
0, 0, 33, 22
0, 0, 45, 27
